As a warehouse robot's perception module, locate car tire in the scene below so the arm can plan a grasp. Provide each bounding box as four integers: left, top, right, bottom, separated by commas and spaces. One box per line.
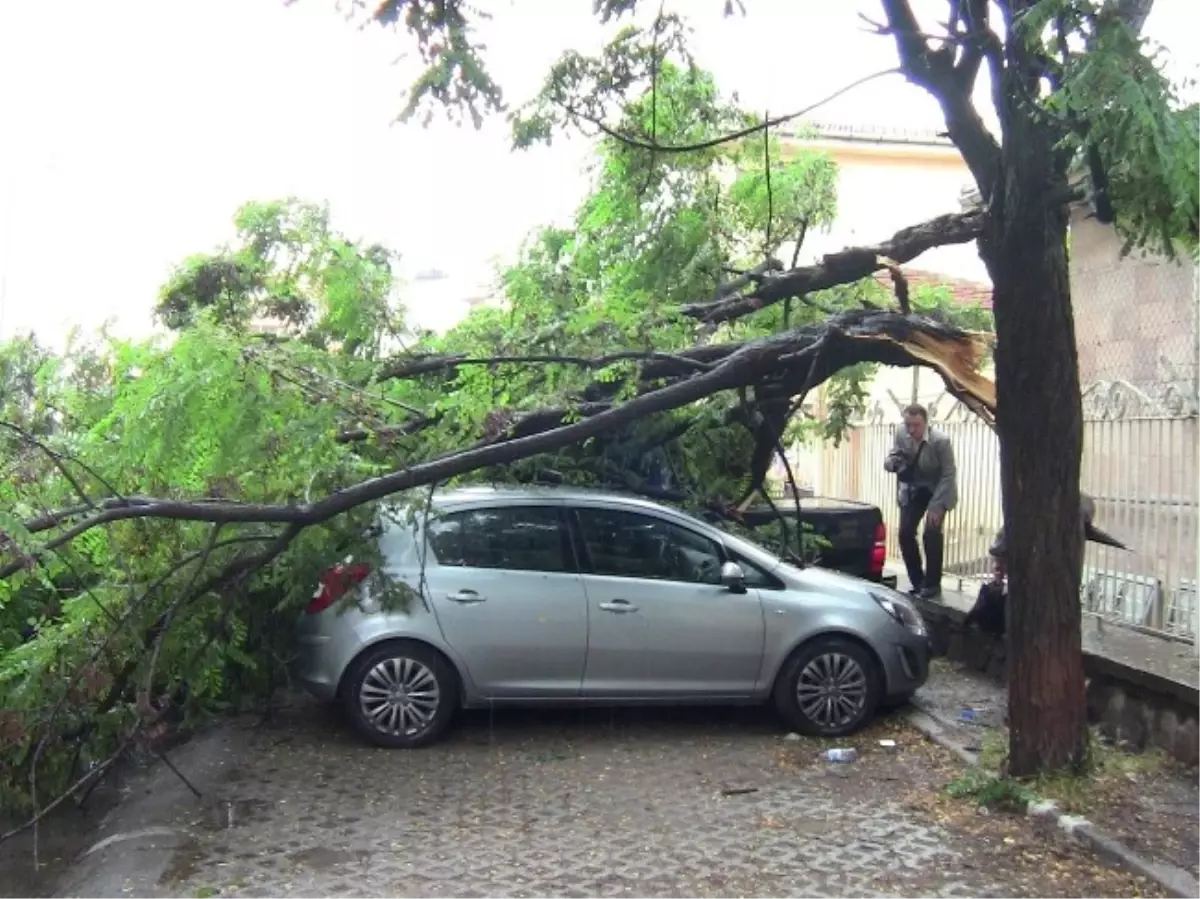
773, 636, 882, 737
342, 641, 458, 748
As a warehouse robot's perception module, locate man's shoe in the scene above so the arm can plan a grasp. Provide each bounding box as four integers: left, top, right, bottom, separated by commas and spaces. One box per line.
918, 586, 942, 600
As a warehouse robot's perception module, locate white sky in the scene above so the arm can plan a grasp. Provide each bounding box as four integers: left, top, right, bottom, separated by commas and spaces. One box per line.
0, 0, 1194, 343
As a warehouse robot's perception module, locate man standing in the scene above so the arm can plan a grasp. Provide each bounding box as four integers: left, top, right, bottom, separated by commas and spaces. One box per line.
883, 404, 957, 599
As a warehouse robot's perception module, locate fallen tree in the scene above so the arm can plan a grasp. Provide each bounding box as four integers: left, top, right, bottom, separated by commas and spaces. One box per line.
0, 302, 997, 834
5, 310, 994, 559
0, 39, 983, 845
0, 199, 994, 838
4, 0, 1194, 836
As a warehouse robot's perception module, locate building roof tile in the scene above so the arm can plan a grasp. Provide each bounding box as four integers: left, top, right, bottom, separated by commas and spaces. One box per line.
872, 268, 993, 309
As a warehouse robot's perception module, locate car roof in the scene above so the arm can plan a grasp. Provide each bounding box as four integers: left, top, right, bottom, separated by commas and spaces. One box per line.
430, 484, 682, 515
378, 484, 794, 574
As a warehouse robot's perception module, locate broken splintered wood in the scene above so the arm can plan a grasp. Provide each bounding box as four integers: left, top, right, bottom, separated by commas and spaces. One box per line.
876, 255, 910, 315
681, 210, 985, 323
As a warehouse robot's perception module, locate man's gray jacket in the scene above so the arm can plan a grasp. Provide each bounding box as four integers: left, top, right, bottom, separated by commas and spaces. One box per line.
884, 425, 958, 511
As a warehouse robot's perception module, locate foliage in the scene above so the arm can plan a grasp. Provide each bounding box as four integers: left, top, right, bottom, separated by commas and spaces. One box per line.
1016, 0, 1199, 258
155, 198, 404, 358
0, 46, 999, 818
945, 725, 1171, 816
945, 768, 1039, 812
344, 0, 504, 127
422, 55, 863, 500
0, 199, 425, 809
0, 7, 1017, 825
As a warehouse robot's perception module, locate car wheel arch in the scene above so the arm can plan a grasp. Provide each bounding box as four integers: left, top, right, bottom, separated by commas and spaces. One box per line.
770, 629, 887, 697
336, 636, 467, 706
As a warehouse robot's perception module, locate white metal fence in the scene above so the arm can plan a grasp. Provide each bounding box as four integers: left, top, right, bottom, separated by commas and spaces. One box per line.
794, 416, 1199, 641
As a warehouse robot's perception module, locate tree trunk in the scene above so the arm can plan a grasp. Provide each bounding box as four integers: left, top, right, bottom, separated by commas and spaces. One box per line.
982, 120, 1089, 776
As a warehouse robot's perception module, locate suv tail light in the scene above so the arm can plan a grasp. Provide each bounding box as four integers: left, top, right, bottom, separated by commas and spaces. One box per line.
306, 561, 371, 615
869, 522, 887, 580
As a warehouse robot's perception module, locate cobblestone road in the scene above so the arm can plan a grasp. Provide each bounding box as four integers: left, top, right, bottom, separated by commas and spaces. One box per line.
155, 699, 1159, 898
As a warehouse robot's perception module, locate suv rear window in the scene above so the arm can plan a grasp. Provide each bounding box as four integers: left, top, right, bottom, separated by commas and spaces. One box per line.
426, 506, 570, 573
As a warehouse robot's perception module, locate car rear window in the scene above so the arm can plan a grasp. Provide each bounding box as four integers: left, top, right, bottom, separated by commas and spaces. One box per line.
425, 506, 569, 573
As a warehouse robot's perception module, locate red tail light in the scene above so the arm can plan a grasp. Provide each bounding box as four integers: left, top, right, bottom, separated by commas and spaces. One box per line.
306, 561, 371, 615
869, 522, 887, 579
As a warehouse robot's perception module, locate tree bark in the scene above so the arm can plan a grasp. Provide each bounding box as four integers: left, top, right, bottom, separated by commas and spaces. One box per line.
878, 0, 1102, 778
982, 107, 1088, 777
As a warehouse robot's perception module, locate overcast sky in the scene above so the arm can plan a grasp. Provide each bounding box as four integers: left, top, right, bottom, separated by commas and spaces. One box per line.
0, 0, 1194, 343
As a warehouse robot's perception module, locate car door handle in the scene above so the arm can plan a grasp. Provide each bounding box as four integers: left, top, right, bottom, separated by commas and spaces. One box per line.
599, 599, 638, 613
446, 590, 486, 604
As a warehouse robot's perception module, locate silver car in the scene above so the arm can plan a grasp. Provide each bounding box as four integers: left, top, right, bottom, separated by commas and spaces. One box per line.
293, 486, 930, 748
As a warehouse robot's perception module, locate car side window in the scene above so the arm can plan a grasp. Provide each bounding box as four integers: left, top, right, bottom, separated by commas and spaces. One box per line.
574, 508, 723, 585
426, 506, 569, 573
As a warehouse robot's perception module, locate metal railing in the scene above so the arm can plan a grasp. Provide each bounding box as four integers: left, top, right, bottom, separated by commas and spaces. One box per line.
791, 416, 1199, 641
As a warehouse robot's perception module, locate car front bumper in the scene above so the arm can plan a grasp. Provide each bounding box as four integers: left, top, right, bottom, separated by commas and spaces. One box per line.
883, 631, 932, 699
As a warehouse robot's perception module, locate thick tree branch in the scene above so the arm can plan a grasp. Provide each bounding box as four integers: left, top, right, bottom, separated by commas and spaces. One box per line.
4, 311, 995, 579
879, 0, 1002, 199
682, 210, 985, 324
363, 211, 987, 402
351, 246, 979, 445
377, 348, 713, 382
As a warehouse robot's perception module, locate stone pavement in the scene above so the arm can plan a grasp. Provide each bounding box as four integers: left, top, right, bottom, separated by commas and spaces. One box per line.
916, 657, 1200, 886
141, 700, 1159, 898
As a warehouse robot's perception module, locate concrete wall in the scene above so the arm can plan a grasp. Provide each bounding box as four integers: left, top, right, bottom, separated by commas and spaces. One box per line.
920, 598, 1199, 766
783, 135, 988, 423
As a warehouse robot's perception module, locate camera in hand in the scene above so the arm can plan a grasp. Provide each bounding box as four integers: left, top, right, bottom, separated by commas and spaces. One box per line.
893, 442, 926, 484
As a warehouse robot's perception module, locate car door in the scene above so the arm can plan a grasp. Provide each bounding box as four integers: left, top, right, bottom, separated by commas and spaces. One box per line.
571, 505, 766, 698
423, 502, 589, 699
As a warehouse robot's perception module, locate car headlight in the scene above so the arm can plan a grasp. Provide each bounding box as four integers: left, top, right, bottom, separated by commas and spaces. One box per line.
872, 591, 927, 636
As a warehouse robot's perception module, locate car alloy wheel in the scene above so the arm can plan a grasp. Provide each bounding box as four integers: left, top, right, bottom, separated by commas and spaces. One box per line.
359, 656, 441, 738
794, 651, 868, 730
773, 636, 881, 738
343, 641, 457, 748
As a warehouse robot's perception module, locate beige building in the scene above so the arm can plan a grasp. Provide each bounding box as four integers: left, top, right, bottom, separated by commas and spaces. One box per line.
785, 122, 987, 283
783, 123, 993, 431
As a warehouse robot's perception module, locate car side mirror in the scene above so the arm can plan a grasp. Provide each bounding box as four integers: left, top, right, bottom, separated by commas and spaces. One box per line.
720, 561, 747, 594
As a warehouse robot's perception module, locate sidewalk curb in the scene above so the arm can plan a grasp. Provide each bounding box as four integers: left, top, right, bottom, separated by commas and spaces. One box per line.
53, 723, 247, 898
905, 704, 1200, 899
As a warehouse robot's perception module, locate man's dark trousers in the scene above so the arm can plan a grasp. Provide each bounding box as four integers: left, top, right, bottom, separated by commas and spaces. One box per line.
899, 487, 944, 592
